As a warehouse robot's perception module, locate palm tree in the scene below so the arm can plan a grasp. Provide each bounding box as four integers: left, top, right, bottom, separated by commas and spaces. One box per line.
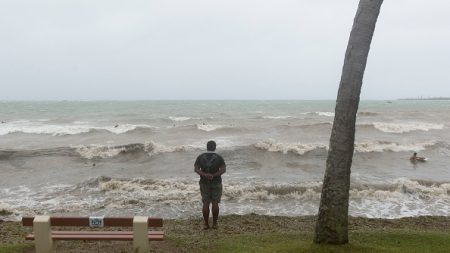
314, 0, 384, 244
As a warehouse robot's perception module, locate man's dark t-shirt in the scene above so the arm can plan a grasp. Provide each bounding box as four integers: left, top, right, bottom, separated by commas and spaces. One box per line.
194, 152, 225, 183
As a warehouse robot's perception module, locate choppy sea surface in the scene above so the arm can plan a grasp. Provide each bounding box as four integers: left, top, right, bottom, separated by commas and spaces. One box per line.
1, 100, 449, 220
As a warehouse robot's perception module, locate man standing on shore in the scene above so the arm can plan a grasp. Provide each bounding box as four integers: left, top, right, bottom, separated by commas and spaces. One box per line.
194, 140, 226, 229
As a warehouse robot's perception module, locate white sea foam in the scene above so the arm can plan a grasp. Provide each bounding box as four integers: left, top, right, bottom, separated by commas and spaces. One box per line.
74, 144, 129, 159
373, 122, 444, 133
169, 116, 192, 122
0, 202, 14, 216
145, 141, 192, 155
254, 140, 436, 154
0, 123, 92, 136
262, 116, 292, 119
73, 141, 193, 159
349, 178, 450, 218
355, 141, 435, 153
2, 177, 449, 220
0, 121, 153, 136
98, 178, 199, 201
254, 140, 327, 155
317, 112, 335, 117
352, 178, 450, 203
104, 124, 155, 134
305, 112, 335, 117
72, 139, 440, 159
196, 124, 226, 132
225, 181, 323, 201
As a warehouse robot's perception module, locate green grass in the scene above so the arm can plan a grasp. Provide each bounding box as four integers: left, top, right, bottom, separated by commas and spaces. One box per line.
2, 231, 449, 253
0, 244, 33, 253
169, 230, 450, 253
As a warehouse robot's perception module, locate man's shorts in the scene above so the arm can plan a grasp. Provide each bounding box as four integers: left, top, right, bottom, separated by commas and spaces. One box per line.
199, 181, 222, 204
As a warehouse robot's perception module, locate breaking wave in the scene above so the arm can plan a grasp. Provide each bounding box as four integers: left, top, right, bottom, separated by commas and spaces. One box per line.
2, 177, 449, 219
305, 111, 335, 117
0, 121, 155, 136
354, 141, 436, 153
196, 124, 231, 132
169, 116, 192, 122
253, 140, 438, 155
166, 124, 238, 133
0, 202, 14, 216
3, 119, 443, 139
0, 140, 444, 161
254, 140, 327, 155
261, 115, 293, 119
0, 142, 195, 160
73, 142, 194, 159
372, 122, 444, 133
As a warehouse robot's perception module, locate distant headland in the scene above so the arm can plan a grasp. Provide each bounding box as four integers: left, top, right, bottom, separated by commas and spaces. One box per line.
399, 97, 450, 100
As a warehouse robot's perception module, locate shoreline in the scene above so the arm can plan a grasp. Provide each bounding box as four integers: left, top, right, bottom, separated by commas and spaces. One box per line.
1, 214, 449, 252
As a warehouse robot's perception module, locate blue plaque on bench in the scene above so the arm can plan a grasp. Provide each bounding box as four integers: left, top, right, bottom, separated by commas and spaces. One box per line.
89, 216, 104, 228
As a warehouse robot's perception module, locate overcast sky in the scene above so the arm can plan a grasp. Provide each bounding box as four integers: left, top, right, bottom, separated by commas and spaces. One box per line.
1, 0, 449, 100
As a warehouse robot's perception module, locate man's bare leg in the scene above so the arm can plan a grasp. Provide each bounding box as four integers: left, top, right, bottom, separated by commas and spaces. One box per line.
202, 202, 210, 229
212, 202, 219, 229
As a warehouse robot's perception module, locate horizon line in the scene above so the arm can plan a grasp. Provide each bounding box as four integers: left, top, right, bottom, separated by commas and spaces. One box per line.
0, 98, 409, 102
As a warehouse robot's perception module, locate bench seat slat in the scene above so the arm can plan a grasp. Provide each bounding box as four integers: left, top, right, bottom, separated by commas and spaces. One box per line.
25, 232, 164, 241
44, 231, 164, 235
22, 217, 163, 227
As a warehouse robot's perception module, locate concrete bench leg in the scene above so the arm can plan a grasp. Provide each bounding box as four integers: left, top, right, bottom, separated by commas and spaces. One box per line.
133, 216, 149, 253
34, 215, 53, 253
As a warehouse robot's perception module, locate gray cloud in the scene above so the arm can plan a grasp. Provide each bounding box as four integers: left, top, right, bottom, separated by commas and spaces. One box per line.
1, 0, 449, 100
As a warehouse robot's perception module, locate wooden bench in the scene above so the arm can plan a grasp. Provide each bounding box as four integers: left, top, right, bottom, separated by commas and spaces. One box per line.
22, 216, 164, 253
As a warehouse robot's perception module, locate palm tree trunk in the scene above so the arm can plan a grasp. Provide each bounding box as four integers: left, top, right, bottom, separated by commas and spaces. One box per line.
314, 0, 383, 244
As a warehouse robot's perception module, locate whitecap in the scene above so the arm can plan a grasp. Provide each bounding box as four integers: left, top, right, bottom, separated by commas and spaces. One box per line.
196, 124, 225, 132
73, 144, 129, 159
373, 122, 444, 133
355, 141, 435, 153
0, 121, 154, 136
169, 116, 191, 122
145, 141, 192, 155
73, 141, 194, 159
304, 112, 335, 117
317, 112, 335, 117
2, 177, 450, 220
0, 202, 14, 216
254, 140, 327, 155
262, 116, 292, 119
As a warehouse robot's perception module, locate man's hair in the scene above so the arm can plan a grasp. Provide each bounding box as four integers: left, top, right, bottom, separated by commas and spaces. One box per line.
207, 140, 216, 151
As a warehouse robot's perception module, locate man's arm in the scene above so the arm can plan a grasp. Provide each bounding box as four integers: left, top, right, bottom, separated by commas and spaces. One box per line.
195, 164, 214, 178
194, 156, 203, 176
195, 164, 206, 176
212, 163, 226, 178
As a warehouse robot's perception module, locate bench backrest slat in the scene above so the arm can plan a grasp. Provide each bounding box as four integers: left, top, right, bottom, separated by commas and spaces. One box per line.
22, 217, 163, 227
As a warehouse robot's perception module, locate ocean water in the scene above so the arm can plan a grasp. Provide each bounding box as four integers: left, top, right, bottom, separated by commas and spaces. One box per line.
0, 100, 449, 220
